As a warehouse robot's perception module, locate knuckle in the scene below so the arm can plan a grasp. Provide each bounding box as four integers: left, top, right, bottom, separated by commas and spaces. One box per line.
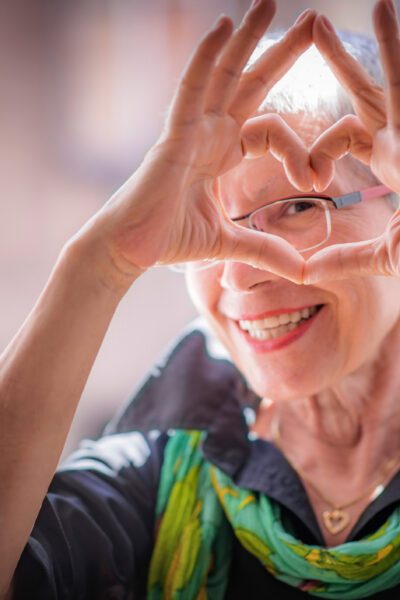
242, 128, 265, 148
281, 37, 300, 62
249, 71, 270, 88
339, 114, 359, 127
216, 63, 240, 81
228, 109, 247, 125
197, 47, 216, 68
180, 78, 205, 94
263, 113, 283, 127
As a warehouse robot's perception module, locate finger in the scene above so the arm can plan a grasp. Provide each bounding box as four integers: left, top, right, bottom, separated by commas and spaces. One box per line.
241, 113, 313, 190
312, 15, 387, 133
220, 222, 306, 284
310, 115, 373, 192
303, 237, 390, 284
373, 0, 400, 128
167, 16, 233, 129
228, 10, 316, 124
205, 0, 276, 115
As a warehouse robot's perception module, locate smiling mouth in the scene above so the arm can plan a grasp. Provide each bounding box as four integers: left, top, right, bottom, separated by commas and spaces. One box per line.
237, 304, 324, 341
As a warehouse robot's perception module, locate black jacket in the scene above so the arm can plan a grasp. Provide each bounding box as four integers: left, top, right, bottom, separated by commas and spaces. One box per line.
12, 320, 400, 599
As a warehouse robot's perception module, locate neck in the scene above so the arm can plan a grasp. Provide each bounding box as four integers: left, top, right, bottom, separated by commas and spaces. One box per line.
253, 320, 400, 488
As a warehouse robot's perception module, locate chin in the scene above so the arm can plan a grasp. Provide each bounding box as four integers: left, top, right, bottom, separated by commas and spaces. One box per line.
243, 369, 323, 401
236, 350, 340, 401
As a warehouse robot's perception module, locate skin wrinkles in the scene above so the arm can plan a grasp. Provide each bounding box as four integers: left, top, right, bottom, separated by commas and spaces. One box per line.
185, 114, 400, 508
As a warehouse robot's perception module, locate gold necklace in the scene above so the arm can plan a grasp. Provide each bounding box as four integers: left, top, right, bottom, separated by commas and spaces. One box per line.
270, 410, 400, 535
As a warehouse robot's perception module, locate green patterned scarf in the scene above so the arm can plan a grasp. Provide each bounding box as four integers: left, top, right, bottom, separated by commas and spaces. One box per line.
148, 430, 400, 599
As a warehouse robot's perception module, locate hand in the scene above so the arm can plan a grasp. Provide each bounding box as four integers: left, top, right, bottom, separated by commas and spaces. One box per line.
75, 1, 317, 289
304, 0, 400, 283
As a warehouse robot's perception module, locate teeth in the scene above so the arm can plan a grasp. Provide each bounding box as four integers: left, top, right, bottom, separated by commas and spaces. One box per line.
264, 315, 280, 328
278, 313, 291, 325
238, 305, 320, 340
290, 311, 302, 324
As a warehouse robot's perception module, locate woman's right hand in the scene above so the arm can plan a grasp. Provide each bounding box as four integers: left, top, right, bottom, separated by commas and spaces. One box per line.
74, 1, 316, 290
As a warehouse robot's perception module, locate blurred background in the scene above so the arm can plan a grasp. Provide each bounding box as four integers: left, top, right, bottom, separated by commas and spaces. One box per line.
0, 0, 398, 460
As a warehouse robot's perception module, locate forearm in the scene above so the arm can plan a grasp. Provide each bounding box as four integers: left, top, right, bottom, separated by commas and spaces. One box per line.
0, 238, 137, 595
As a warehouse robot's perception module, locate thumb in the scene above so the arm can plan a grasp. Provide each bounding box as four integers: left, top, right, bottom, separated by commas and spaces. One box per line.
303, 236, 388, 284
219, 222, 306, 284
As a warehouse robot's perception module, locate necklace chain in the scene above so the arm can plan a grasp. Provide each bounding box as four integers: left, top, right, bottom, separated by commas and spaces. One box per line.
270, 409, 400, 534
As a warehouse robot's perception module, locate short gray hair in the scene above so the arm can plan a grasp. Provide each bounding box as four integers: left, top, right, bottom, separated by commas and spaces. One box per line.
247, 30, 400, 210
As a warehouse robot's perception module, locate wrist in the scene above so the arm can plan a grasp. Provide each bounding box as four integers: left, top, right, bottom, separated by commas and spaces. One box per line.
61, 229, 145, 300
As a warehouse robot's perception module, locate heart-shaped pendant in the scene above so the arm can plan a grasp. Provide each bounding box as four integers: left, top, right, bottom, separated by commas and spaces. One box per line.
322, 509, 350, 534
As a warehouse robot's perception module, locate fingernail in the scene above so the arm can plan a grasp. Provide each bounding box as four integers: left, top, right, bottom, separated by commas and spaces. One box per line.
294, 9, 312, 25
320, 15, 335, 33
212, 14, 227, 30
384, 0, 396, 15
251, 0, 263, 9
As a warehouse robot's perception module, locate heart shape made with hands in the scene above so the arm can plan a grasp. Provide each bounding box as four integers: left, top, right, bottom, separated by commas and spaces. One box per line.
239, 102, 396, 285
238, 6, 400, 284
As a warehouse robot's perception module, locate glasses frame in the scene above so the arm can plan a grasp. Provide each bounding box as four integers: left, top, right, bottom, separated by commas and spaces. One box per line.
230, 183, 393, 253
169, 184, 393, 272
237, 196, 332, 253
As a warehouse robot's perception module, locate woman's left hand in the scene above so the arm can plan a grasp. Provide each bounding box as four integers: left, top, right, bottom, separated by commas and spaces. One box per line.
303, 0, 400, 283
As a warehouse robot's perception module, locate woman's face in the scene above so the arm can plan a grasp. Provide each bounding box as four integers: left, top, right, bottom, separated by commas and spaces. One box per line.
185, 119, 400, 400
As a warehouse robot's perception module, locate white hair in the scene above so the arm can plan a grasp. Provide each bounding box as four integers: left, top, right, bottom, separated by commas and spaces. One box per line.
247, 30, 400, 210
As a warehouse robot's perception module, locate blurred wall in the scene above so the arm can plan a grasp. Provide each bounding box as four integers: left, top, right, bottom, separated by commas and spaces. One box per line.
0, 0, 397, 460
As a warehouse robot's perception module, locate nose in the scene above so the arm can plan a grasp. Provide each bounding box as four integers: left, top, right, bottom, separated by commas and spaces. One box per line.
219, 261, 282, 292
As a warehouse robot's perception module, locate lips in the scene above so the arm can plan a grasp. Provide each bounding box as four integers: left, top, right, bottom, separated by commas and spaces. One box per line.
238, 305, 320, 332
232, 304, 324, 353
231, 303, 324, 323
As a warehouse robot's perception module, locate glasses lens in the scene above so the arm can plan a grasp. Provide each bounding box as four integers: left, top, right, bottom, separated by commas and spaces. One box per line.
249, 197, 330, 252
169, 198, 331, 273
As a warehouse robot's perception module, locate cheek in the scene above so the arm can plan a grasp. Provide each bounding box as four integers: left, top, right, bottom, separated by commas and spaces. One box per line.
185, 267, 221, 317
185, 266, 238, 357
330, 204, 392, 243
184, 263, 400, 398
321, 276, 400, 372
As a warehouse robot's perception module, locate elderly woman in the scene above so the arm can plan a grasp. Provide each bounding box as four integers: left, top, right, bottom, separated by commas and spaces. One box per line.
2, 0, 400, 597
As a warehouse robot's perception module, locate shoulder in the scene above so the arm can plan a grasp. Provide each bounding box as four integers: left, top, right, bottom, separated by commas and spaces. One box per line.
59, 429, 169, 480
11, 430, 173, 600
104, 318, 257, 435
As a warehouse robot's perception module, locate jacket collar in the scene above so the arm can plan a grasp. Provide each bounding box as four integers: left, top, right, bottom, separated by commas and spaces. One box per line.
104, 318, 400, 546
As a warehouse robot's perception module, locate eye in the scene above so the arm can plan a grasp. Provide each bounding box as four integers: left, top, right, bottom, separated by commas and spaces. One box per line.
285, 200, 316, 215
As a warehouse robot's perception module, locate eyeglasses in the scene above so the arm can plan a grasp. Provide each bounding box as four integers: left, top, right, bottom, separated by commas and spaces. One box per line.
170, 184, 393, 272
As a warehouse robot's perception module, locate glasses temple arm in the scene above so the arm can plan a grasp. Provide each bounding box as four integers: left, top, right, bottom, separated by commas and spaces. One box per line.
332, 184, 393, 209
331, 191, 362, 209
